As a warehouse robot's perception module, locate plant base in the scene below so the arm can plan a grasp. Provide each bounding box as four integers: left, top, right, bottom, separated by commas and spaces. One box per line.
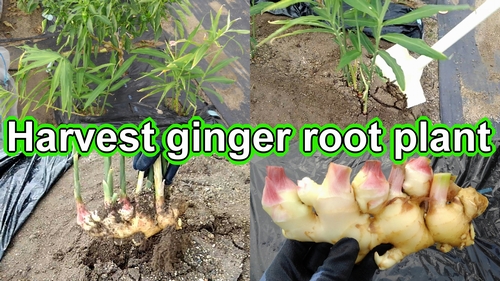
76, 189, 186, 244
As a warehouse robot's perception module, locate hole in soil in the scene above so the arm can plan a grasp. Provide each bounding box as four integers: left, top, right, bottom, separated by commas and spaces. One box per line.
81, 235, 160, 270
213, 216, 236, 235
201, 225, 215, 233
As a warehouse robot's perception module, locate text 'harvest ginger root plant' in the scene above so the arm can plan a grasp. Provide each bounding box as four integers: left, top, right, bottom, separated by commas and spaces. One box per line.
261, 157, 488, 270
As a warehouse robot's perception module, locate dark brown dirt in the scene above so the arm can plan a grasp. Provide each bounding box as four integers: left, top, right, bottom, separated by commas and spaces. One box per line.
0, 0, 43, 40
250, 8, 441, 137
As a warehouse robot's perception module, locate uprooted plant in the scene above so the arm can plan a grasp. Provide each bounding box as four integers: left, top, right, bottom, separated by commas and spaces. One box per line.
74, 152, 185, 244
262, 157, 489, 270
256, 0, 469, 113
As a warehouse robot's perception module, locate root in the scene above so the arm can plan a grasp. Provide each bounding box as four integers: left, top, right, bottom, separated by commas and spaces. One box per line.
77, 199, 185, 240
75, 155, 185, 242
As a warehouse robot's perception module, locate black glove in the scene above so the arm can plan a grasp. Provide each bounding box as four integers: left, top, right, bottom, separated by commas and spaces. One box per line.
132, 139, 180, 185
260, 238, 392, 281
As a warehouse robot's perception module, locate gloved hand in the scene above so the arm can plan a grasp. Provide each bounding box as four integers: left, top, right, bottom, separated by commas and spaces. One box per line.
260, 238, 392, 281
132, 139, 180, 185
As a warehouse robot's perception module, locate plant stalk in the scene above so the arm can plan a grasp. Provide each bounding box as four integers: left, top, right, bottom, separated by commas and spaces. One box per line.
135, 171, 145, 194
360, 68, 369, 114
103, 156, 113, 205
73, 149, 83, 203
146, 168, 154, 190
430, 173, 452, 208
153, 156, 165, 211
120, 155, 127, 198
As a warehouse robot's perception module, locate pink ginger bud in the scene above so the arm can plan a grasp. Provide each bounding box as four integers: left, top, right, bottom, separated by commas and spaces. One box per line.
262, 166, 298, 207
76, 202, 90, 227
352, 160, 389, 214
403, 157, 433, 197
323, 162, 353, 196
297, 162, 353, 208
387, 164, 406, 199
118, 197, 135, 221
262, 166, 317, 231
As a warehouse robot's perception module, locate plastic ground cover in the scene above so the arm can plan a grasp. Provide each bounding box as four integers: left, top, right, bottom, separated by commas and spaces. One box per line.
250, 140, 500, 281
0, 149, 72, 261
35, 35, 225, 129
51, 52, 223, 130
251, 0, 425, 39
437, 0, 500, 138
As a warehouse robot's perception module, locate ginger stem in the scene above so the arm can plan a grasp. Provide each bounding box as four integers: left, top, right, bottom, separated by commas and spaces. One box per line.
429, 173, 452, 207
388, 164, 406, 199
103, 157, 113, 205
73, 149, 83, 203
352, 160, 389, 214
403, 157, 433, 197
119, 155, 127, 198
146, 168, 154, 190
262, 166, 298, 207
135, 171, 145, 194
324, 162, 352, 195
153, 156, 165, 211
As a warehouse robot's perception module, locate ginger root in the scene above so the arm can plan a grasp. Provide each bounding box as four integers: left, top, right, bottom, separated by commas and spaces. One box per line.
74, 153, 184, 244
261, 157, 488, 270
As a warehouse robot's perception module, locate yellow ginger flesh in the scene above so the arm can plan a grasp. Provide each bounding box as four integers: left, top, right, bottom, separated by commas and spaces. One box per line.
261, 157, 489, 270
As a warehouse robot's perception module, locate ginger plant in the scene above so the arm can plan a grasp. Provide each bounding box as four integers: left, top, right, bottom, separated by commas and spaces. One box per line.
262, 157, 488, 270
256, 0, 469, 113
9, 0, 184, 119
74, 152, 183, 243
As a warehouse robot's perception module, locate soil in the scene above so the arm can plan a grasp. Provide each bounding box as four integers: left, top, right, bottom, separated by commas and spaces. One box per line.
0, 0, 43, 39
0, 153, 250, 281
475, 0, 500, 83
250, 1, 441, 136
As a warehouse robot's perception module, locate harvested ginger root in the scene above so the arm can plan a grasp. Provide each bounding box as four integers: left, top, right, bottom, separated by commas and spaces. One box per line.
74, 153, 184, 243
261, 157, 488, 270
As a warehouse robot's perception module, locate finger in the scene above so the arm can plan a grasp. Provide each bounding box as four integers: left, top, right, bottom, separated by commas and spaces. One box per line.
348, 243, 393, 281
311, 238, 359, 281
164, 164, 181, 185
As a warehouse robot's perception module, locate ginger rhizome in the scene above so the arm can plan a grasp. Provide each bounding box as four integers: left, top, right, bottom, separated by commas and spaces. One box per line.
261, 157, 488, 270
74, 152, 184, 243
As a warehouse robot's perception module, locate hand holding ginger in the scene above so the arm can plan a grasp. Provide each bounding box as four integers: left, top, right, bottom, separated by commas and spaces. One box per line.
261, 157, 488, 270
